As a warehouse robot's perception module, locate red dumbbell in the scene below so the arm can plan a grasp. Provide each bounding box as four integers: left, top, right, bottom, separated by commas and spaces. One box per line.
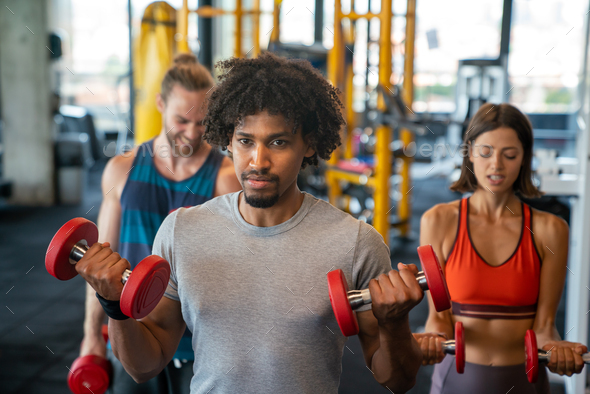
443, 322, 465, 374
45, 218, 170, 319
415, 322, 465, 374
327, 244, 451, 337
68, 355, 112, 394
68, 325, 112, 394
525, 329, 590, 383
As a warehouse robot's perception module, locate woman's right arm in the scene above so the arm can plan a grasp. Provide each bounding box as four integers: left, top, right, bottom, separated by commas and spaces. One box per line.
420, 205, 455, 339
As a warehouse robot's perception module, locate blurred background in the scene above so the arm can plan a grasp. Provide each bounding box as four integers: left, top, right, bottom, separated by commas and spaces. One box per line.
1, 0, 590, 393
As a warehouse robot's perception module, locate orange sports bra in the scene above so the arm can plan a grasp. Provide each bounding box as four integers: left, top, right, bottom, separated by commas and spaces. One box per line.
444, 198, 542, 320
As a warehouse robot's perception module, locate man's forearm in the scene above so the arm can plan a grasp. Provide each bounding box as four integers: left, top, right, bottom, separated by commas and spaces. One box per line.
83, 283, 106, 337
109, 318, 169, 383
370, 317, 422, 393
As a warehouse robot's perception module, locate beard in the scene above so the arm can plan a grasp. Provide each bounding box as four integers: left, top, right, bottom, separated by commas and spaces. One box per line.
243, 191, 280, 208
242, 170, 280, 208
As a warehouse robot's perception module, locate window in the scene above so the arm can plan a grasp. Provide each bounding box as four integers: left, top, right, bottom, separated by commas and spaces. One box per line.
413, 0, 504, 113
508, 0, 587, 113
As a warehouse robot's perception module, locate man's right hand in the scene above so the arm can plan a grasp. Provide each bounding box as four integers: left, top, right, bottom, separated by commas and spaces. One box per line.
76, 241, 131, 301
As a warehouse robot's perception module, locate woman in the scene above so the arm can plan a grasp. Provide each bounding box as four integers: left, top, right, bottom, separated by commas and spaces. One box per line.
417, 103, 586, 393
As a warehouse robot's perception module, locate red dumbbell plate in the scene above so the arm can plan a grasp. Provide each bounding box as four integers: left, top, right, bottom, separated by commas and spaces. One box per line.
417, 245, 451, 312
455, 321, 465, 374
46, 218, 98, 281
68, 355, 112, 394
327, 269, 359, 337
525, 329, 539, 383
120, 255, 171, 319
102, 324, 109, 343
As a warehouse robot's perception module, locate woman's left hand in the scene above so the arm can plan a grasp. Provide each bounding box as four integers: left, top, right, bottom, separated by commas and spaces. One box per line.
541, 340, 587, 376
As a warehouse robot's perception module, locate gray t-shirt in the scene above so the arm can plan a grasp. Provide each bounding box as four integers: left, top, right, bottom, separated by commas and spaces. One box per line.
152, 191, 391, 394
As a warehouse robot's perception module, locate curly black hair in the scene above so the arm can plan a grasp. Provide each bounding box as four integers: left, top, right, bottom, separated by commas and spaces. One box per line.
203, 52, 345, 168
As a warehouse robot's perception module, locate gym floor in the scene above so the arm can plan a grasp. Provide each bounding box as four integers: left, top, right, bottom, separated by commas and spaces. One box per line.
0, 159, 568, 394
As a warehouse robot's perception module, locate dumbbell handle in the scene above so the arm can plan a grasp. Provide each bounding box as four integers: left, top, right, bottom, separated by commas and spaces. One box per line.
70, 242, 132, 284
348, 271, 427, 310
538, 349, 590, 364
441, 340, 456, 355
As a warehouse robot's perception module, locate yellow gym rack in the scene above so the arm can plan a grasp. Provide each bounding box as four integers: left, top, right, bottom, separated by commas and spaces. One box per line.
176, 0, 281, 58
325, 0, 416, 246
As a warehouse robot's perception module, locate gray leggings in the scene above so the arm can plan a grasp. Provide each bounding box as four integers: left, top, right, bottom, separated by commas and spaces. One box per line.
430, 355, 550, 394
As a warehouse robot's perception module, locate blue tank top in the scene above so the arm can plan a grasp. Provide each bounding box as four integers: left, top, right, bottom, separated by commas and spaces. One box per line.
119, 140, 225, 268
115, 140, 225, 361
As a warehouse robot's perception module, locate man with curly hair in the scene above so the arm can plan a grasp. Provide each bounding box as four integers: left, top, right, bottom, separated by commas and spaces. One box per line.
77, 52, 423, 393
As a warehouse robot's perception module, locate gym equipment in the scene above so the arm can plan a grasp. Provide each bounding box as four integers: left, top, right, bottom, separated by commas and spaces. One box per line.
134, 2, 176, 145
327, 244, 451, 336
325, 0, 417, 243
68, 355, 112, 394
45, 217, 170, 319
102, 323, 109, 343
525, 329, 590, 383
418, 322, 465, 373
68, 325, 112, 394
444, 322, 465, 374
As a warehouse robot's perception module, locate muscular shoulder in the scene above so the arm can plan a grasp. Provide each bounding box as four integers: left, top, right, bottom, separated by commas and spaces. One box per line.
421, 200, 460, 229
101, 149, 137, 198
214, 156, 241, 196
420, 200, 461, 258
531, 207, 568, 229
531, 208, 569, 247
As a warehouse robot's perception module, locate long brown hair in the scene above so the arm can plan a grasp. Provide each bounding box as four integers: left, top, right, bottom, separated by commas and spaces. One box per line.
160, 53, 214, 103
450, 103, 542, 198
